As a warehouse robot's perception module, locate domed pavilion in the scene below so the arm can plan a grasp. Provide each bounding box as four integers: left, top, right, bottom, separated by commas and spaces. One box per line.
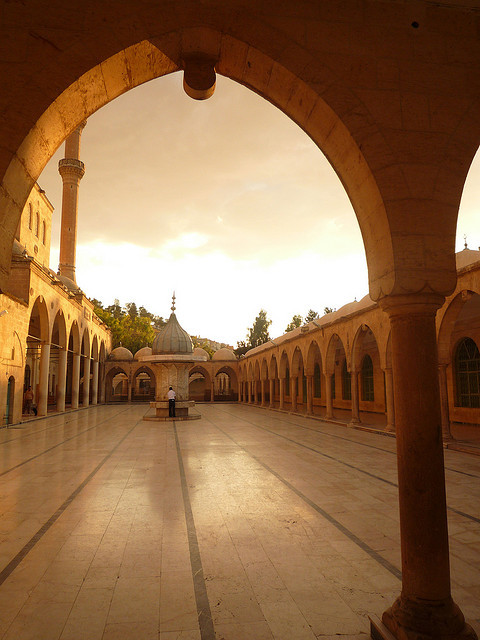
139, 294, 207, 420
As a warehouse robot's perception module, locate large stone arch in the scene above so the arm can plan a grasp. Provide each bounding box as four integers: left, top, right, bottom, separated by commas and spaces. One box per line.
306, 339, 322, 376
437, 291, 480, 365
4, 11, 473, 302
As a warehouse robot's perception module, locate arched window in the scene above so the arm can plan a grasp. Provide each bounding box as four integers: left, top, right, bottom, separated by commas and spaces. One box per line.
28, 203, 33, 229
361, 355, 374, 401
342, 360, 351, 400
42, 220, 46, 244
455, 337, 480, 408
285, 366, 290, 396
313, 363, 321, 397
35, 212, 40, 237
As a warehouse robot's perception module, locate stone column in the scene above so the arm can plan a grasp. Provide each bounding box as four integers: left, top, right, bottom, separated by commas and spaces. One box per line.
71, 354, 80, 409
37, 342, 50, 416
56, 348, 67, 413
291, 376, 297, 412
99, 364, 105, 404
210, 379, 214, 402
350, 370, 361, 425
261, 380, 266, 406
269, 378, 274, 408
91, 360, 99, 405
384, 367, 395, 433
438, 364, 453, 443
378, 294, 475, 640
58, 123, 86, 285
127, 377, 132, 403
82, 357, 91, 407
279, 378, 285, 410
324, 373, 333, 419
306, 375, 313, 415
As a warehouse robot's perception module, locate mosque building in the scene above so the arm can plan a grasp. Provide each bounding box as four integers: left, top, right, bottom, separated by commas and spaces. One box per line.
0, 120, 480, 444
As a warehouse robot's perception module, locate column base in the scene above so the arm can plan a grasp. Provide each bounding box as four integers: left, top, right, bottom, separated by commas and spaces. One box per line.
385, 423, 396, 433
377, 596, 477, 640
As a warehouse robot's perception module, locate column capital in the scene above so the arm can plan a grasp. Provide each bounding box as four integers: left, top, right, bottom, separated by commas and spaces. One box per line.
378, 292, 445, 318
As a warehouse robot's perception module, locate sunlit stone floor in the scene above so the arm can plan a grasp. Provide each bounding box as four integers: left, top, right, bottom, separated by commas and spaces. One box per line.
0, 404, 478, 640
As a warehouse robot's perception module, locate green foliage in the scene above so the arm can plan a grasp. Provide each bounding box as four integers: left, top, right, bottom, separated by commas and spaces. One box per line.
191, 337, 215, 359
234, 340, 249, 357
93, 299, 160, 353
235, 310, 272, 354
285, 314, 303, 332
323, 306, 336, 314
305, 309, 319, 322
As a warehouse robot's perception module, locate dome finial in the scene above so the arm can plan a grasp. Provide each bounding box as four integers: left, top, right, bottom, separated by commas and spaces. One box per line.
464, 234, 468, 249
171, 291, 176, 312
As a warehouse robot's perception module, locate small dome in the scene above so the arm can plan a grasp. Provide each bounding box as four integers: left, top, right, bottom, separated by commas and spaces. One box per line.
109, 346, 134, 361
193, 347, 210, 360
153, 312, 193, 354
212, 348, 236, 361
134, 346, 152, 359
456, 247, 480, 270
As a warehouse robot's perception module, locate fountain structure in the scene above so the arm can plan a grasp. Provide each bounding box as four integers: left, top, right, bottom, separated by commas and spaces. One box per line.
140, 294, 206, 421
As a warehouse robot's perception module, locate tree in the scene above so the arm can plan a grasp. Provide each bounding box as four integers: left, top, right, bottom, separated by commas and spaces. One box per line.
247, 309, 272, 349
305, 309, 319, 322
234, 340, 249, 357
191, 336, 215, 359
324, 306, 335, 314
105, 298, 123, 319
285, 314, 303, 332
125, 302, 138, 319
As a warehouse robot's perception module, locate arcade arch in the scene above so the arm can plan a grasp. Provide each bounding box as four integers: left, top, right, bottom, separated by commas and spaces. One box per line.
2, 7, 479, 638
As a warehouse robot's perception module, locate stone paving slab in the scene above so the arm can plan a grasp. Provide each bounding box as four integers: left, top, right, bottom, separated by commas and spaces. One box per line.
0, 403, 478, 639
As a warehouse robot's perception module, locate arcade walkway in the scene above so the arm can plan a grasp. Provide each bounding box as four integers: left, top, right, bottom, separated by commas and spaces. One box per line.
0, 404, 478, 640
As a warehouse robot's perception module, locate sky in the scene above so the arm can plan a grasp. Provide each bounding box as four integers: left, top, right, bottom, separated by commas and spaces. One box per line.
38, 73, 480, 346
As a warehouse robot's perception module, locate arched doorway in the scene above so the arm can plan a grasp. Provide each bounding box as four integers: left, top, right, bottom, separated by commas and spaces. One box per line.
132, 367, 155, 402
5, 376, 15, 425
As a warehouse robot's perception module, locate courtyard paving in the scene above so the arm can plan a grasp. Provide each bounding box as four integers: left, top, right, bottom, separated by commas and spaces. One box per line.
0, 403, 478, 640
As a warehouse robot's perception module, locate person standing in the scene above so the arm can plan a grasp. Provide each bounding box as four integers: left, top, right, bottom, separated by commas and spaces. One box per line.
167, 386, 176, 417
23, 386, 34, 414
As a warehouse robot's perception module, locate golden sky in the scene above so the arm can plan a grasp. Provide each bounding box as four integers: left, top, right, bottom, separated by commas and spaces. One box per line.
39, 73, 480, 346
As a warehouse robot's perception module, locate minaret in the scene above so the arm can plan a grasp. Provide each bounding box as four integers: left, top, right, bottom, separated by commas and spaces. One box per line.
57, 122, 86, 288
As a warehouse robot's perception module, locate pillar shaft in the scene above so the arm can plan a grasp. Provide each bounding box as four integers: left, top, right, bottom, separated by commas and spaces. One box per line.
37, 343, 50, 416
324, 373, 333, 419
261, 379, 266, 406
350, 370, 361, 424
279, 378, 285, 410
99, 364, 105, 403
91, 360, 99, 405
438, 364, 453, 442
57, 348, 67, 413
291, 377, 297, 412
71, 354, 80, 409
307, 375, 313, 413
384, 367, 395, 433
379, 294, 475, 640
269, 378, 274, 408
83, 358, 91, 407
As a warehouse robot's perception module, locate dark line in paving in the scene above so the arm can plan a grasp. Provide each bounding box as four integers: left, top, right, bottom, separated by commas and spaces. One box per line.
0, 418, 141, 587
218, 407, 480, 522
0, 407, 132, 478
228, 405, 480, 479
173, 422, 215, 640
203, 416, 402, 582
